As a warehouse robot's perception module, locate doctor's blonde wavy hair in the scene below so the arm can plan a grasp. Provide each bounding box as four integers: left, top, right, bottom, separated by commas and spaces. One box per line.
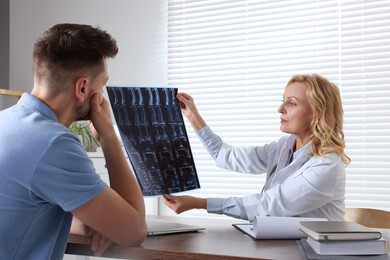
287, 74, 351, 166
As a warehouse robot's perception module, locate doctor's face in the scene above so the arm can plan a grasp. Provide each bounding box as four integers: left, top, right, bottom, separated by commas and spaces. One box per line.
278, 82, 313, 142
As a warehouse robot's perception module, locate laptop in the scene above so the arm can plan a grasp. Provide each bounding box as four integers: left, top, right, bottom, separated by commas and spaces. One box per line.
146, 217, 205, 236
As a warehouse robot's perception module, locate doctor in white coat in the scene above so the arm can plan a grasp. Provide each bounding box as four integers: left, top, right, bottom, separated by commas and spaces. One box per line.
163, 74, 350, 221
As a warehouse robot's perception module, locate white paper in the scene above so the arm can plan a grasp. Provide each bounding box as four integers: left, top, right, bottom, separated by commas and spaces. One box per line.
254, 216, 327, 239
234, 216, 327, 239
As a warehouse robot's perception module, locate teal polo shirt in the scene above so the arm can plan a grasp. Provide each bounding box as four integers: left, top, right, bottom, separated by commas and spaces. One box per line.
0, 93, 106, 259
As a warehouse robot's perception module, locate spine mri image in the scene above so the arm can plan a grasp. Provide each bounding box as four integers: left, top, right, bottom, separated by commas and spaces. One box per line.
107, 86, 200, 196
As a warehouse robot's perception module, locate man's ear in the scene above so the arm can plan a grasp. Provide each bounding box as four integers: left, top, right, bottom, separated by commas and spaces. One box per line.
74, 77, 88, 102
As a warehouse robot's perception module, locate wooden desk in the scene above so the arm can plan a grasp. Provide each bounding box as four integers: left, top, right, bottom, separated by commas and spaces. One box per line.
66, 216, 304, 260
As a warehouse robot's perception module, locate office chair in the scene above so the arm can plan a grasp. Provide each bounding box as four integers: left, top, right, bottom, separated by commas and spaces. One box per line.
344, 208, 390, 229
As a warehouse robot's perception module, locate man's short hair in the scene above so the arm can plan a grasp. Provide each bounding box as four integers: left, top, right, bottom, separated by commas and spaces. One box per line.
33, 23, 118, 90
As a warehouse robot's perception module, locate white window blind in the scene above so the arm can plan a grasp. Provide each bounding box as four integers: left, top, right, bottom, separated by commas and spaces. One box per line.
163, 0, 390, 217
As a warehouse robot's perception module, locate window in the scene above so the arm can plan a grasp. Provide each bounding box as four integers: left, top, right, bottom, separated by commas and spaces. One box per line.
163, 0, 390, 217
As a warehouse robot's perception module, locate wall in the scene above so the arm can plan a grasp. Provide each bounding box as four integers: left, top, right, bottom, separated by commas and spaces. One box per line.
9, 0, 167, 92
0, 0, 10, 89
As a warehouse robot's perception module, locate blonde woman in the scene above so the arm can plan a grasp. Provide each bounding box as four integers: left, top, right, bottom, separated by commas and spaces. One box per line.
163, 74, 350, 221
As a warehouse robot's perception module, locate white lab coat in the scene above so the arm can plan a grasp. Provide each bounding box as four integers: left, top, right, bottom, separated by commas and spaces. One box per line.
198, 125, 345, 221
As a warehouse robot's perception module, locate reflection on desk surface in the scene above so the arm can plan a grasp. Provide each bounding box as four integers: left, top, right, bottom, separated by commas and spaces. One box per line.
67, 216, 305, 260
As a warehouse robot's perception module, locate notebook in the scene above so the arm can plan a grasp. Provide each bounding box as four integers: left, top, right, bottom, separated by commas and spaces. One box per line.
299, 221, 382, 241
146, 217, 205, 236
297, 239, 390, 260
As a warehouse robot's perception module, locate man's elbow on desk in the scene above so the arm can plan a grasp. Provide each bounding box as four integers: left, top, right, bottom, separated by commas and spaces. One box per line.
70, 187, 148, 247
101, 218, 147, 247
70, 216, 147, 247
118, 220, 147, 247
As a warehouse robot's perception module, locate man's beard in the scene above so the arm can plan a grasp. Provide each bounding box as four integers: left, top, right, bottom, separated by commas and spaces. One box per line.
75, 99, 91, 121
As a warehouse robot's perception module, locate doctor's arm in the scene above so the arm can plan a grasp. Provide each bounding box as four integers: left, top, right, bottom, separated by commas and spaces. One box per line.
242, 158, 343, 221
162, 194, 249, 220
176, 93, 206, 132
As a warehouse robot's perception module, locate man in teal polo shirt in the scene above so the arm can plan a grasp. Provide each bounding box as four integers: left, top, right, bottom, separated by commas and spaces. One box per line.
0, 23, 146, 259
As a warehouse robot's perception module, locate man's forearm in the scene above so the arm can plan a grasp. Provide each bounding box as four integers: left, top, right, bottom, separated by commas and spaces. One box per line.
100, 130, 145, 217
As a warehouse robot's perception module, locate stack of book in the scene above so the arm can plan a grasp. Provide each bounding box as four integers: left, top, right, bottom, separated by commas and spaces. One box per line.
298, 221, 388, 259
